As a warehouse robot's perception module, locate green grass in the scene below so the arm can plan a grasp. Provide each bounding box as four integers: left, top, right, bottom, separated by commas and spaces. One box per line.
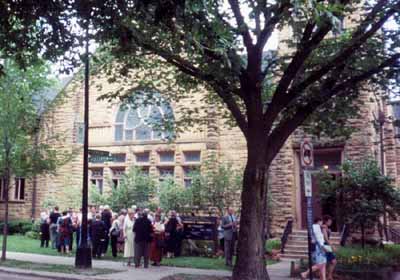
0, 235, 277, 271
161, 256, 277, 271
0, 234, 124, 261
0, 259, 118, 275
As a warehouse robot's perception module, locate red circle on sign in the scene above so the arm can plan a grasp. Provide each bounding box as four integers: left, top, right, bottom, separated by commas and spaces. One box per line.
302, 142, 313, 166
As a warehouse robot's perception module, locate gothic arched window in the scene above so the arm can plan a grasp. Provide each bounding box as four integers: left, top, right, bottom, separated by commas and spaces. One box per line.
114, 91, 174, 141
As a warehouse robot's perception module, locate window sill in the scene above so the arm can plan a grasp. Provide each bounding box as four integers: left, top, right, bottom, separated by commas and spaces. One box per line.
182, 162, 201, 166
157, 162, 175, 166
114, 139, 172, 145
0, 200, 25, 204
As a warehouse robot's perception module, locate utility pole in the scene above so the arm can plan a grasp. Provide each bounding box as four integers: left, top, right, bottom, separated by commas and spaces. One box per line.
75, 22, 92, 269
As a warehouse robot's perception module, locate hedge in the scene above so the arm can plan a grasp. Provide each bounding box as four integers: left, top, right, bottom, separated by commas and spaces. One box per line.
336, 244, 400, 268
0, 220, 34, 235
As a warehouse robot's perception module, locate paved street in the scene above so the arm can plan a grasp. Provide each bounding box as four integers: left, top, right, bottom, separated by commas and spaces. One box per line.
0, 252, 293, 280
0, 272, 52, 280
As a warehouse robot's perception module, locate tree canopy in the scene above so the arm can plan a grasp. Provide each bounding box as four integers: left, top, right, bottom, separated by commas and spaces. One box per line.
0, 1, 399, 279
0, 58, 71, 261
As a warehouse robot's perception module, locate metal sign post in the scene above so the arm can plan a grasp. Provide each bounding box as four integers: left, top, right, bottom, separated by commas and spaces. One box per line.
301, 140, 314, 280
304, 170, 313, 280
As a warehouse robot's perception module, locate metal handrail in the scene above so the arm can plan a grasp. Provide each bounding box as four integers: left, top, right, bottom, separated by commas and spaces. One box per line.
340, 224, 350, 246
280, 219, 293, 253
387, 225, 400, 244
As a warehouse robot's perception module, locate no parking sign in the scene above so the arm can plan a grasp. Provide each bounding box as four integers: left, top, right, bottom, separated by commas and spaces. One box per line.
301, 140, 314, 168
301, 139, 315, 280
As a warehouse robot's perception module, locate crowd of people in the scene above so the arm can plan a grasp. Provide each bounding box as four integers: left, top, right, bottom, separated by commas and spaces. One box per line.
38, 205, 243, 269
300, 215, 337, 280
39, 205, 185, 267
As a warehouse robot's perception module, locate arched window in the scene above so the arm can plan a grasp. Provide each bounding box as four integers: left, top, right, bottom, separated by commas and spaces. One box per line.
114, 91, 174, 141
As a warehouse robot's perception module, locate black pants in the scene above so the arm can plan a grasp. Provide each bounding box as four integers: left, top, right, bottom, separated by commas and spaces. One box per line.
40, 238, 49, 248
175, 231, 183, 257
70, 233, 74, 251
92, 238, 103, 258
102, 235, 109, 254
111, 235, 118, 258
135, 241, 150, 268
76, 227, 80, 247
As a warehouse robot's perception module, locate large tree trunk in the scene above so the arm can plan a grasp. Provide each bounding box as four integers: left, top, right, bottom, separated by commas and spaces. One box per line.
233, 143, 269, 280
1, 171, 10, 261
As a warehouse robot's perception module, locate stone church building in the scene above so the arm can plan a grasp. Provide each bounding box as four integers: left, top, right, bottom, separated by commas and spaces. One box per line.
3, 34, 400, 234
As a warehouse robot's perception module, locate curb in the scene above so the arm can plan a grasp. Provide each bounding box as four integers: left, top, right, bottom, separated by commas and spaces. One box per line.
0, 266, 112, 280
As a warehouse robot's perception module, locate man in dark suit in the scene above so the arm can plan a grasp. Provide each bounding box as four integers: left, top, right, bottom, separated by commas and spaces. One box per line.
222, 207, 238, 267
91, 214, 107, 259
133, 210, 154, 268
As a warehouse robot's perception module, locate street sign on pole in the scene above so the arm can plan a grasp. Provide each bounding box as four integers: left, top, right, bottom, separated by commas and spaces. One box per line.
301, 140, 314, 168
304, 170, 312, 197
306, 196, 314, 280
302, 140, 314, 280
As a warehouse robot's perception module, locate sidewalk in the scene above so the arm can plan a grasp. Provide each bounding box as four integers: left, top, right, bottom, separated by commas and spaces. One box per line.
3, 252, 293, 280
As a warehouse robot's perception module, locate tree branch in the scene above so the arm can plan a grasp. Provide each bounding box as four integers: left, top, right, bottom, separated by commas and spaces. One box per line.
256, 0, 291, 50
262, 21, 332, 130
264, 53, 400, 164
228, 0, 254, 50
263, 0, 396, 135
128, 28, 249, 136
288, 0, 399, 98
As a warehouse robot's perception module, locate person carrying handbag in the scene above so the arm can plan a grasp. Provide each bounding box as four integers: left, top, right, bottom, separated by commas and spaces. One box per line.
301, 217, 327, 280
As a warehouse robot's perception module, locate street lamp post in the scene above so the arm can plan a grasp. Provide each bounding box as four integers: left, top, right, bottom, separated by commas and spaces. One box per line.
75, 24, 92, 269
375, 105, 389, 242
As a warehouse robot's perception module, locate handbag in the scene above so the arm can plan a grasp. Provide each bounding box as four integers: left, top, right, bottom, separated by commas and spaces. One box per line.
111, 223, 120, 237
323, 245, 333, 253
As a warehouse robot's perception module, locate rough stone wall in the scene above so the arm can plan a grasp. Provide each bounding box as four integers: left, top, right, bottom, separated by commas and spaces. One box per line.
4, 48, 400, 235
21, 70, 217, 218
0, 178, 34, 221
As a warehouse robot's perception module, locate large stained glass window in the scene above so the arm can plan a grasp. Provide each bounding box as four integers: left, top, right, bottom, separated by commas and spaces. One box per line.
114, 91, 174, 141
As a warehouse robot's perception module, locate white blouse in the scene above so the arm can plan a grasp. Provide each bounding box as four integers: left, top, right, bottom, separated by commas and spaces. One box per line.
312, 224, 325, 246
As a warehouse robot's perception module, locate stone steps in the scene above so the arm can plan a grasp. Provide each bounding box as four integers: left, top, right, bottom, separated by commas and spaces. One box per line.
281, 230, 340, 260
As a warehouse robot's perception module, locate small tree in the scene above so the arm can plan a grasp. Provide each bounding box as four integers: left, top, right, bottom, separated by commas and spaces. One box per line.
0, 59, 69, 260
188, 161, 242, 215
89, 184, 109, 207
90, 167, 156, 211
319, 158, 400, 248
158, 178, 190, 213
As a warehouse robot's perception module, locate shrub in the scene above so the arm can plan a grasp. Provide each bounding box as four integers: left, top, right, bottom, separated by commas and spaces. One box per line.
265, 239, 281, 254
336, 245, 400, 268
319, 158, 400, 247
25, 230, 39, 240
0, 220, 34, 235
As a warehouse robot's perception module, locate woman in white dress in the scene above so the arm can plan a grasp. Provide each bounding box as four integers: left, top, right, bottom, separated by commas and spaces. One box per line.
123, 210, 135, 266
